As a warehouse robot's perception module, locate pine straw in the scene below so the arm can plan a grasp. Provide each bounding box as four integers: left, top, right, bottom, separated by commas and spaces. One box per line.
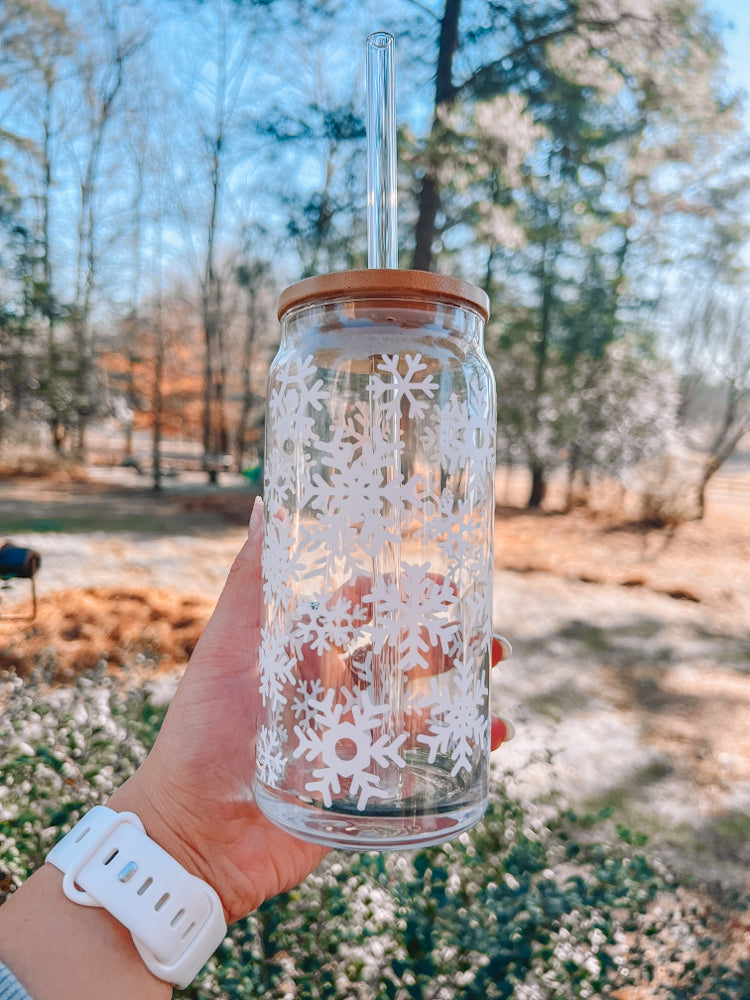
0, 587, 214, 683
494, 505, 750, 616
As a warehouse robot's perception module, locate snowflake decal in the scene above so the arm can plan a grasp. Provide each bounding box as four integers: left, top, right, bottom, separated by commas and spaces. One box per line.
257, 726, 285, 787
423, 493, 484, 567
291, 592, 368, 657
301, 421, 422, 578
259, 623, 296, 712
422, 394, 495, 480
463, 576, 493, 638
268, 353, 330, 442
292, 678, 326, 726
292, 689, 407, 810
262, 515, 307, 612
258, 346, 496, 816
367, 353, 438, 419
350, 646, 374, 687
342, 400, 405, 467
417, 654, 489, 776
363, 562, 460, 672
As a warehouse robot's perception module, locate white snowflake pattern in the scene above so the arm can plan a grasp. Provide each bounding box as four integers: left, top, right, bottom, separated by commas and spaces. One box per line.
292, 678, 327, 725
305, 426, 408, 574
262, 516, 307, 612
265, 438, 319, 516
342, 400, 404, 467
259, 347, 495, 811
292, 689, 407, 810
256, 726, 285, 787
259, 623, 296, 712
291, 592, 368, 656
367, 353, 438, 419
270, 353, 330, 427
463, 577, 493, 637
363, 562, 460, 672
424, 394, 495, 477
422, 493, 484, 567
350, 646, 374, 686
268, 387, 318, 452
417, 654, 489, 776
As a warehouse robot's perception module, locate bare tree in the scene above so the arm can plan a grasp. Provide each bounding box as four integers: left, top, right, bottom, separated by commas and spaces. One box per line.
170, 0, 262, 470
66, 0, 147, 456
235, 258, 273, 473
674, 288, 750, 518
0, 0, 76, 449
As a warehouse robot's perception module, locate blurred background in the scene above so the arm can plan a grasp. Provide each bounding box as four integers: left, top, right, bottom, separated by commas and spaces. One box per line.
0, 1, 749, 997
0, 0, 747, 508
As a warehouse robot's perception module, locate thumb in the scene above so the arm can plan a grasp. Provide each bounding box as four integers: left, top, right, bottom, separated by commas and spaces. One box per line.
187, 496, 265, 673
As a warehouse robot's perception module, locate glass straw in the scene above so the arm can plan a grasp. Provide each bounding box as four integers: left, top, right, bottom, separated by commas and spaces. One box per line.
366, 32, 397, 269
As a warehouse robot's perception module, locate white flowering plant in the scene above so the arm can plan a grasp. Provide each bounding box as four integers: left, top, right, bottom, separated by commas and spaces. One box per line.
1, 672, 747, 999
0, 672, 164, 891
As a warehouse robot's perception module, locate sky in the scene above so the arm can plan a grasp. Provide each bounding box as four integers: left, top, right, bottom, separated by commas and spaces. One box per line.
709, 0, 750, 124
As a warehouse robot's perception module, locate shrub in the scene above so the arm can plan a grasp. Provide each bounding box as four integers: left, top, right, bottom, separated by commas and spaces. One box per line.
1, 674, 747, 999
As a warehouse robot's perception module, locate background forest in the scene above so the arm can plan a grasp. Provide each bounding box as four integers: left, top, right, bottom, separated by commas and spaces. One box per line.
2, 3, 750, 998
1, 0, 749, 514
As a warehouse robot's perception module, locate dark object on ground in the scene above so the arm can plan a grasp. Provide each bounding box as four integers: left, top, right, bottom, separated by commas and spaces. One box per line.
0, 542, 41, 619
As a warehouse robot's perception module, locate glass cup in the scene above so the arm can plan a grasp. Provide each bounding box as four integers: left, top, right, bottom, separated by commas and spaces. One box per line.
255, 269, 496, 850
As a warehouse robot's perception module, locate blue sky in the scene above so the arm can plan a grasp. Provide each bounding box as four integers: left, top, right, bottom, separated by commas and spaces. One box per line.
709, 0, 750, 123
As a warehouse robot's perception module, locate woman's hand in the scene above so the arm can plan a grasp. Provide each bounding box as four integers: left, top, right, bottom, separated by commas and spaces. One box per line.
110, 498, 516, 923
110, 499, 327, 922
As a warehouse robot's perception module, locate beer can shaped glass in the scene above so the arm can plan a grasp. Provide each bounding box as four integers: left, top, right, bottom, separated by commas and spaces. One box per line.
255, 269, 496, 850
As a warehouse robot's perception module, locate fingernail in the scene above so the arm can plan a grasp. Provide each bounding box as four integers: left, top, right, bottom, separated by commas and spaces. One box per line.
499, 716, 515, 741
249, 496, 264, 536
492, 634, 512, 663
490, 716, 516, 750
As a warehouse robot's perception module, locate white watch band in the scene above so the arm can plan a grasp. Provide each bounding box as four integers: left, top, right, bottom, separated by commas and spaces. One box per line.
46, 806, 227, 989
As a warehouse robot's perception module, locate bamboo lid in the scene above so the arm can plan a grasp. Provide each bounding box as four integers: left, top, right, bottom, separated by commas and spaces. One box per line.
278, 269, 489, 322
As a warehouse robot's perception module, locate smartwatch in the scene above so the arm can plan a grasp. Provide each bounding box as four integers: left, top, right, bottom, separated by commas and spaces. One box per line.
46, 806, 227, 988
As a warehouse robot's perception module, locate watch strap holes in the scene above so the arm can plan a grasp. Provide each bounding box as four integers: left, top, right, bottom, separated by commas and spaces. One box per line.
155, 892, 170, 911
103, 848, 119, 865
181, 921, 196, 941
170, 908, 186, 928
137, 876, 153, 896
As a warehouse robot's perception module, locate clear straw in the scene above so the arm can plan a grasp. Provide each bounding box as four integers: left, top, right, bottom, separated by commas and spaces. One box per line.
366, 32, 397, 269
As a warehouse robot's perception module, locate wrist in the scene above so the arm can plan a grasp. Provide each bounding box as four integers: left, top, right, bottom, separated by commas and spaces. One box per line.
0, 865, 172, 1000
108, 775, 218, 910
44, 805, 226, 990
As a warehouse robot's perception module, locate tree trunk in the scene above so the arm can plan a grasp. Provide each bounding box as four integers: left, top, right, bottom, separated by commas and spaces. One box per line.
236, 289, 259, 471
412, 175, 442, 272
151, 318, 164, 494
528, 463, 546, 508
694, 389, 747, 520
526, 228, 554, 509
410, 0, 462, 272
565, 442, 581, 511
202, 124, 224, 466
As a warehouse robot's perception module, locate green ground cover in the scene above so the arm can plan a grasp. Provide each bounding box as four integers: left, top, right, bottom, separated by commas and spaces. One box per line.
2, 672, 748, 999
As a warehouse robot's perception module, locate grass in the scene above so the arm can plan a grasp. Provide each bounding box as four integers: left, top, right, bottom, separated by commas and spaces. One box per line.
0, 513, 204, 534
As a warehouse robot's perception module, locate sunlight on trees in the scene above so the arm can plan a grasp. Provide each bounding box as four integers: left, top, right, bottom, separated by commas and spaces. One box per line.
0, 0, 748, 514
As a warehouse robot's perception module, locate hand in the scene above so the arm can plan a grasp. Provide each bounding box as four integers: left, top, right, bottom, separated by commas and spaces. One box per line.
110, 499, 327, 923
490, 634, 515, 751
110, 499, 516, 924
